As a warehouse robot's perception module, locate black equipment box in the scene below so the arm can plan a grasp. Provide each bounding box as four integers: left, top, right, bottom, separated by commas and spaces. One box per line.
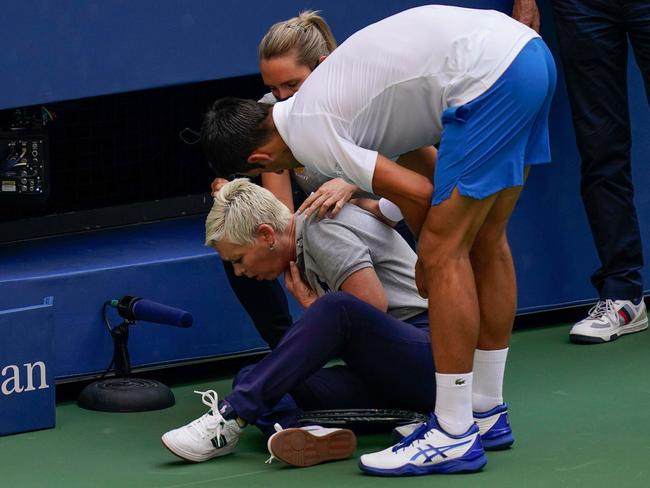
0, 130, 49, 199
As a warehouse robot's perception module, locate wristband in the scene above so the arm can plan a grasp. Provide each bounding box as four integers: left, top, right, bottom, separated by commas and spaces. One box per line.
378, 198, 403, 222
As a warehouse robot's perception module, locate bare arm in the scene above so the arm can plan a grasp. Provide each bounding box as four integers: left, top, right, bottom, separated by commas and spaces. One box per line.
372, 154, 433, 237
396, 146, 437, 180
339, 267, 389, 312
262, 171, 294, 212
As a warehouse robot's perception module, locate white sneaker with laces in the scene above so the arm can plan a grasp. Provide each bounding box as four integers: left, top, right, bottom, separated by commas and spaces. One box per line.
393, 403, 513, 450
161, 390, 242, 462
266, 423, 357, 467
570, 299, 648, 344
359, 414, 486, 476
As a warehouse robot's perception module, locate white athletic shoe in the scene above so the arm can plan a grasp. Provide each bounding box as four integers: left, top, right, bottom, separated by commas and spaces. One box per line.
266, 423, 357, 467
570, 299, 648, 344
161, 390, 242, 462
359, 414, 486, 476
393, 403, 514, 450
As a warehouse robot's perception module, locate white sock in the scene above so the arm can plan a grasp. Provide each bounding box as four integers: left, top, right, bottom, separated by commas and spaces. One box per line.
434, 372, 473, 436
472, 348, 508, 413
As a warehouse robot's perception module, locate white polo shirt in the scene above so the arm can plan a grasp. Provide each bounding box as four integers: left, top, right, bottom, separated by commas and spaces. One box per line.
272, 5, 538, 192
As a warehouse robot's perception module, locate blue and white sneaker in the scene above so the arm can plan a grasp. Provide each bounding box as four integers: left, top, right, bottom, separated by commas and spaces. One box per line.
473, 404, 513, 450
359, 414, 486, 476
393, 404, 514, 450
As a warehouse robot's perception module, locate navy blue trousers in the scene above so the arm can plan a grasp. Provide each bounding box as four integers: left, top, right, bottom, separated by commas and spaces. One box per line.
222, 260, 292, 349
552, 0, 649, 300
225, 292, 436, 437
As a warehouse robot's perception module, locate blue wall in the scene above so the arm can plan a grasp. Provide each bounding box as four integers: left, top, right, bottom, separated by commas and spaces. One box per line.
0, 0, 510, 109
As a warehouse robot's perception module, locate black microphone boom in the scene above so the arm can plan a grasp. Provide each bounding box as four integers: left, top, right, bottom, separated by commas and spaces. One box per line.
112, 296, 193, 328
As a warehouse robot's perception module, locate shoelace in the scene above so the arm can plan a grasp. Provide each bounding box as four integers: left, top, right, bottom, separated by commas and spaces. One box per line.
265, 423, 285, 464
392, 418, 435, 452
190, 390, 227, 446
586, 299, 617, 321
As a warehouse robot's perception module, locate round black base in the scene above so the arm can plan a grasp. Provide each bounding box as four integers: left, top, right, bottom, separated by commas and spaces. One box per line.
78, 378, 175, 412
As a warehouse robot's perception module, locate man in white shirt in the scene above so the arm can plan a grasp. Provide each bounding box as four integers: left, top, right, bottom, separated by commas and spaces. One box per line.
201, 5, 556, 476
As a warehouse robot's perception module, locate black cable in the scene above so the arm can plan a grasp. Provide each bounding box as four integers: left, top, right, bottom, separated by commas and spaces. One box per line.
102, 301, 113, 333
97, 301, 115, 380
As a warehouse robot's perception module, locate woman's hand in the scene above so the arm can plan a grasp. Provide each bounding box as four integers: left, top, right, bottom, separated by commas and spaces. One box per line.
284, 261, 318, 308
210, 177, 228, 196
297, 178, 358, 220
512, 0, 540, 32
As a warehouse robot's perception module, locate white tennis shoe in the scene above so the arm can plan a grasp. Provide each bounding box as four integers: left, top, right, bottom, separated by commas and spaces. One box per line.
394, 404, 514, 450
360, 414, 486, 476
161, 390, 242, 462
570, 299, 648, 344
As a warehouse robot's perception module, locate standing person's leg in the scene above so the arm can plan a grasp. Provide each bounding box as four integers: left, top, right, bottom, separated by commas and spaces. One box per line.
472, 41, 556, 448
552, 0, 647, 342
553, 2, 641, 298
222, 259, 292, 349
626, 0, 650, 100
417, 190, 498, 428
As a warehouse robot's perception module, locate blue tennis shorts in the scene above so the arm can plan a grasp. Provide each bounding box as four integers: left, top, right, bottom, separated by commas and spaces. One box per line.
432, 38, 557, 205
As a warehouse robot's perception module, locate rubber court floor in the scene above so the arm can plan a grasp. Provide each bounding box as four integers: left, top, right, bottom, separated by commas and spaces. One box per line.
2, 319, 650, 488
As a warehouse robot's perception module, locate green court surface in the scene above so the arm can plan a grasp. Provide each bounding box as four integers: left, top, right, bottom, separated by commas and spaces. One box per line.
2, 322, 649, 488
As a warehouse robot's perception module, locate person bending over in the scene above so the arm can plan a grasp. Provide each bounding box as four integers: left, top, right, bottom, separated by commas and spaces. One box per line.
200, 5, 555, 476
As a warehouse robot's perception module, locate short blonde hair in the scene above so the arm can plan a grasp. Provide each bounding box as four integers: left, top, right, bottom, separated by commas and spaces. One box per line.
205, 178, 291, 247
258, 10, 337, 68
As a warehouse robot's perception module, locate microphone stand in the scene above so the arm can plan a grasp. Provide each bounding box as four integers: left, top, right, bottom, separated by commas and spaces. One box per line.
77, 303, 176, 412
112, 320, 131, 377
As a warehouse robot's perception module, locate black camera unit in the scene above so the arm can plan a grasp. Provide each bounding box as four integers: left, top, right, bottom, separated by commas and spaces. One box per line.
0, 107, 50, 200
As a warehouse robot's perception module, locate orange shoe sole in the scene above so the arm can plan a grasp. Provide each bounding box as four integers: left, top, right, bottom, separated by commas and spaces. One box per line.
269, 428, 357, 467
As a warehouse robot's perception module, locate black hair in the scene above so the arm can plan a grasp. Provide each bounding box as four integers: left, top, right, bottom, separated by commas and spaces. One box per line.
200, 97, 273, 177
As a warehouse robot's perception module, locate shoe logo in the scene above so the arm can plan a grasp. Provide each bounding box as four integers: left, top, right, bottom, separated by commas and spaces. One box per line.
210, 434, 227, 449
455, 379, 466, 386
410, 439, 473, 463
618, 308, 632, 325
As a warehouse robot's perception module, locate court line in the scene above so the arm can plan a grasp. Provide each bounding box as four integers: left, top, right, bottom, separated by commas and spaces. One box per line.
159, 469, 270, 488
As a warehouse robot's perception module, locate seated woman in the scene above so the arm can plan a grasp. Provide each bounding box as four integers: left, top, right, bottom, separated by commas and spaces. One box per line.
161, 178, 436, 467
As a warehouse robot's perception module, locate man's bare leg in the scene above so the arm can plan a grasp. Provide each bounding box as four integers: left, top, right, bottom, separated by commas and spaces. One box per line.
469, 184, 524, 417
417, 188, 498, 373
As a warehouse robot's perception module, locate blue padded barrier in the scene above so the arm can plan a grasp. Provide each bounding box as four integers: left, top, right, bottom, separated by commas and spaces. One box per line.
0, 217, 301, 379
0, 297, 55, 435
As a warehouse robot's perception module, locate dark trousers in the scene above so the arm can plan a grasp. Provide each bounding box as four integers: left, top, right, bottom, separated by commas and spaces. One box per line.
221, 260, 292, 349
225, 292, 436, 437
552, 0, 649, 300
